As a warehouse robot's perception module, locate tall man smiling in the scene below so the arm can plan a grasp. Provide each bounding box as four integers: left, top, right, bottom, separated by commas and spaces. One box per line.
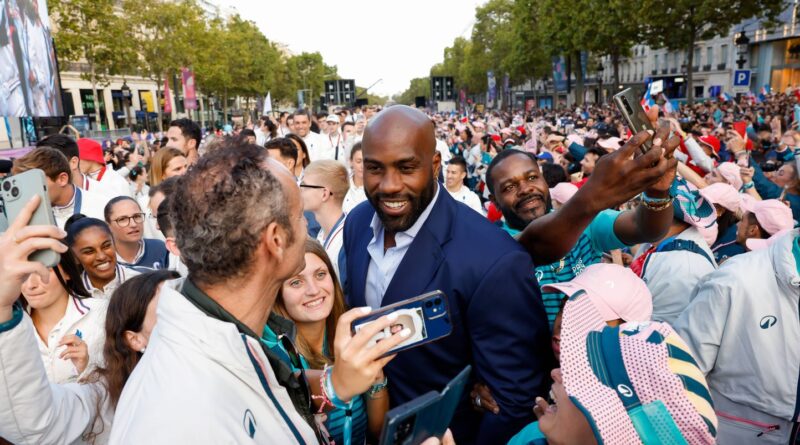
342, 106, 553, 444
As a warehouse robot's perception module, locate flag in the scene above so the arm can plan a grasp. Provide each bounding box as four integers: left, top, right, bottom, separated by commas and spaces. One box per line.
181, 68, 197, 110
719, 92, 732, 102
641, 81, 655, 113
163, 76, 172, 114
262, 92, 272, 115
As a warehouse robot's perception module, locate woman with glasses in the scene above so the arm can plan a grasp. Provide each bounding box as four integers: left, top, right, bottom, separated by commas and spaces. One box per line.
1, 268, 180, 445
263, 239, 389, 445
20, 245, 108, 385
104, 196, 169, 272
65, 215, 140, 300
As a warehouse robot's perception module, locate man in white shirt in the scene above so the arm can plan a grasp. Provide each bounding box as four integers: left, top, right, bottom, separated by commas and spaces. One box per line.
300, 160, 349, 283
324, 114, 346, 162
292, 109, 334, 162
36, 134, 108, 198
10, 147, 106, 228
445, 156, 483, 214
77, 138, 131, 198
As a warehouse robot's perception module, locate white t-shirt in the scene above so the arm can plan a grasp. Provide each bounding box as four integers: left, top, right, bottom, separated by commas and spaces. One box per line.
316, 213, 347, 284
302, 131, 335, 162
90, 167, 132, 198
28, 296, 108, 384
53, 186, 108, 229
342, 177, 367, 214
447, 185, 484, 215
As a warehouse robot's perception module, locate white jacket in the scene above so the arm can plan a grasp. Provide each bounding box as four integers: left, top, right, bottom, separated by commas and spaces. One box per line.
29, 296, 108, 384
642, 226, 718, 325
675, 230, 800, 444
0, 307, 113, 445
109, 284, 318, 444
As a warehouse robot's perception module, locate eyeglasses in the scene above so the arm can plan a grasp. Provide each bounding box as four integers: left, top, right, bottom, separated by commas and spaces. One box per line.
112, 213, 145, 227
299, 183, 330, 194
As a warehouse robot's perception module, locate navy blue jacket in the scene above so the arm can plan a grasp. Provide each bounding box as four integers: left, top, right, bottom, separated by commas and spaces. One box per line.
342, 189, 552, 444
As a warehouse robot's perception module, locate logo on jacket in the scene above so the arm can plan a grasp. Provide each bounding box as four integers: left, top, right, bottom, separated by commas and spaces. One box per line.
242, 409, 257, 438
759, 315, 778, 329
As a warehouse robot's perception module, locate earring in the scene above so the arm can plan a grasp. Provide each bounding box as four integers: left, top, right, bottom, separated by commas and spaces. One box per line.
140, 346, 147, 353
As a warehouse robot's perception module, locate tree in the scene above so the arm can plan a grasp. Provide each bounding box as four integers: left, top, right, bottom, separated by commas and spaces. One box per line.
507, 0, 550, 85
277, 52, 338, 108
51, 0, 134, 129
394, 77, 431, 105
124, 0, 204, 130
640, 0, 784, 104
582, 0, 643, 95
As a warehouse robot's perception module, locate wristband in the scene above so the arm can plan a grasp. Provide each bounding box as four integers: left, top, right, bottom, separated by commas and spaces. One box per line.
743, 181, 755, 190
640, 192, 674, 212
323, 364, 354, 410
367, 376, 388, 399
0, 303, 23, 333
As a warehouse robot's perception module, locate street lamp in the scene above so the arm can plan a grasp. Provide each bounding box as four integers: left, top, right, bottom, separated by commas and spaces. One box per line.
596, 62, 605, 103
121, 81, 132, 129
735, 32, 750, 69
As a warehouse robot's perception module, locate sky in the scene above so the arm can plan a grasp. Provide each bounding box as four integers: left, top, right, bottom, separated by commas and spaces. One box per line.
217, 0, 487, 97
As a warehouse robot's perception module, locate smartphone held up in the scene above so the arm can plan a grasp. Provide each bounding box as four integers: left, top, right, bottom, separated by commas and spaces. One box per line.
613, 88, 656, 156
0, 169, 61, 267
352, 291, 452, 358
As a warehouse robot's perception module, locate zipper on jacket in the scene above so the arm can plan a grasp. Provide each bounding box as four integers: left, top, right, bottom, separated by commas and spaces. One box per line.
242, 335, 307, 445
716, 411, 780, 435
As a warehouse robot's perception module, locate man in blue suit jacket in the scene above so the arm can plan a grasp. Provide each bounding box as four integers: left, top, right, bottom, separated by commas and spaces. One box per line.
342, 106, 553, 444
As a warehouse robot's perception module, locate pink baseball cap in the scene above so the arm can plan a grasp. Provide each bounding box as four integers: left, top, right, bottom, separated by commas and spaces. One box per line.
566, 134, 584, 147
549, 182, 579, 206
560, 295, 717, 444
715, 162, 743, 191
542, 263, 652, 323
597, 136, 623, 151
742, 199, 794, 250
742, 198, 794, 235
698, 183, 741, 213
77, 138, 105, 165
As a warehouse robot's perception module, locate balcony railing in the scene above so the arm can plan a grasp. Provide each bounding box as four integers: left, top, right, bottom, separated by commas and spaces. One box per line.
717, 63, 727, 70
670, 68, 677, 74
703, 64, 711, 71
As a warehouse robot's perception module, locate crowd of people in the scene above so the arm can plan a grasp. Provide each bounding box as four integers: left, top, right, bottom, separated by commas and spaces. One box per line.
0, 91, 798, 445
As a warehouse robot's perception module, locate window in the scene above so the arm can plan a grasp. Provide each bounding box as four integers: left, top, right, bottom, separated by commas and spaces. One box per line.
674, 52, 680, 70
720, 44, 729, 65
694, 47, 702, 67
707, 47, 714, 66
654, 54, 659, 71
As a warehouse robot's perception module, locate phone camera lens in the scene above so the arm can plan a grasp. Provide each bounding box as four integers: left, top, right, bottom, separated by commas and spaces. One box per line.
10, 187, 19, 198
425, 301, 433, 308
434, 298, 441, 306
1, 181, 9, 192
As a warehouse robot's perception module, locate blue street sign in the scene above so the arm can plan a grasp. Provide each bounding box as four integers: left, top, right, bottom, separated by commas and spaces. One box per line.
733, 70, 751, 90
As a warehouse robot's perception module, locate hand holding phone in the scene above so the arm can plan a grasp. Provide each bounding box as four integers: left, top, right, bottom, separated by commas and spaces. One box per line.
0, 193, 67, 320
1, 170, 61, 267
613, 88, 656, 155
351, 291, 452, 358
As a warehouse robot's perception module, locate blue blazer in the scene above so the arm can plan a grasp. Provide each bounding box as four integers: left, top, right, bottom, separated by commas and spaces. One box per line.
343, 188, 553, 444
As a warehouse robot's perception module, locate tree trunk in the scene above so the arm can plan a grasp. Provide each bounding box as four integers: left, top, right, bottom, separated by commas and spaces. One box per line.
612, 51, 620, 93
90, 65, 102, 131
223, 87, 229, 126
565, 54, 572, 107
686, 36, 696, 105
575, 51, 585, 106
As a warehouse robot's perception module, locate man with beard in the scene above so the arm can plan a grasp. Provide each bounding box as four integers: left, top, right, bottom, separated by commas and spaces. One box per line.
342, 105, 553, 444
486, 118, 679, 327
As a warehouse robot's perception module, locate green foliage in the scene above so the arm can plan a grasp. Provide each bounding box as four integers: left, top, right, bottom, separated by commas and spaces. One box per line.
640, 0, 784, 102
394, 77, 432, 105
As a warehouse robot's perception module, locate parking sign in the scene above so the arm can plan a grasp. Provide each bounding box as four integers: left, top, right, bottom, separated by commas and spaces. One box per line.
733, 70, 751, 92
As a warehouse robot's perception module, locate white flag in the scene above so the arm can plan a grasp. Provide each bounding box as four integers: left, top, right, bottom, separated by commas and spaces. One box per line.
263, 92, 273, 115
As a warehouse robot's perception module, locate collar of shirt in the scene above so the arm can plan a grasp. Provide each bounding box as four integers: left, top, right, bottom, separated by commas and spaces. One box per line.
82, 265, 125, 297
369, 183, 440, 251
53, 185, 77, 212
117, 240, 145, 266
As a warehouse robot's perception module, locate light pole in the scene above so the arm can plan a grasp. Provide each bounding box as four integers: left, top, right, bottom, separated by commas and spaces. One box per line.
735, 32, 750, 69
121, 81, 132, 129
596, 62, 605, 103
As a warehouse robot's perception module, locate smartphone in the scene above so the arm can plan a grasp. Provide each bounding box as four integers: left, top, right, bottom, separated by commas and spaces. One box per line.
351, 290, 452, 358
1, 169, 60, 267
613, 89, 656, 155
379, 366, 471, 445
737, 151, 750, 167
733, 121, 747, 139
0, 195, 8, 232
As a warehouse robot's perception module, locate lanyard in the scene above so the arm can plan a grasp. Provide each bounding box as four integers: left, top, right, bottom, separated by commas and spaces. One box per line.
323, 214, 346, 251
95, 166, 107, 181
73, 187, 83, 215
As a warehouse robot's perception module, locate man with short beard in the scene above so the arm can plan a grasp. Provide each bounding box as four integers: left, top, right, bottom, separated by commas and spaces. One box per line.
486, 135, 677, 327
342, 106, 552, 444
